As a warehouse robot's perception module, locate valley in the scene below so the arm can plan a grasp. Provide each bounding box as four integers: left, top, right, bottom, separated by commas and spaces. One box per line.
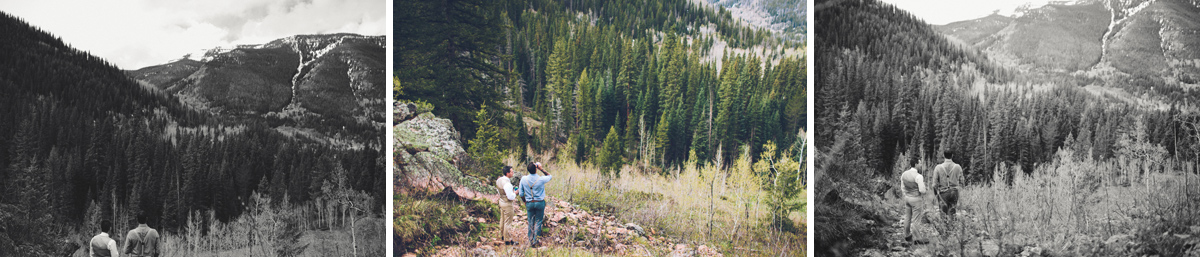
816, 0, 1200, 256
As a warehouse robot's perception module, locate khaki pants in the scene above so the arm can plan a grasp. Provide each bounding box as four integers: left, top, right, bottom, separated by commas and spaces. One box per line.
904, 195, 924, 239
498, 199, 519, 242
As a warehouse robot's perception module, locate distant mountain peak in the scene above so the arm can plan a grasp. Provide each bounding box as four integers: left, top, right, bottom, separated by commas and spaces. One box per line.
128, 33, 386, 144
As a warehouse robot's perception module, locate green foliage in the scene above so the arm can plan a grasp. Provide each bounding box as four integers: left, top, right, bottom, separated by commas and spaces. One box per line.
393, 75, 403, 100
410, 99, 434, 114
598, 126, 623, 178
393, 191, 499, 254
468, 105, 504, 178
755, 140, 806, 233
398, 0, 806, 173
395, 0, 507, 145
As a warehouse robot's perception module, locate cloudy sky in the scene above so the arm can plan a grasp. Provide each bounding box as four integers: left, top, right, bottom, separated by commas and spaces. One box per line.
880, 0, 1056, 25
0, 0, 386, 69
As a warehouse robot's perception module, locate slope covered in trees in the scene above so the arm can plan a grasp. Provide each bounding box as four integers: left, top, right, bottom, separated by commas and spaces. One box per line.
0, 11, 382, 255
395, 0, 807, 254
816, 0, 1200, 255
397, 0, 806, 173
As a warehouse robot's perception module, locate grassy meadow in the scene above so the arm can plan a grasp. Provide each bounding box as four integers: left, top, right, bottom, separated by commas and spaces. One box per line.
881, 147, 1200, 256
393, 149, 807, 256
70, 193, 384, 257
517, 150, 806, 255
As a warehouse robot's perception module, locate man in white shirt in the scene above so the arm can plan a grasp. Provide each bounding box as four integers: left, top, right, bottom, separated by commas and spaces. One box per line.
89, 220, 120, 257
900, 158, 927, 243
495, 165, 520, 244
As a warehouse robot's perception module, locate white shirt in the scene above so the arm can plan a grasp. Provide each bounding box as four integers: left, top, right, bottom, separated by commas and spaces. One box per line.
496, 175, 516, 201
900, 168, 926, 198
89, 232, 119, 257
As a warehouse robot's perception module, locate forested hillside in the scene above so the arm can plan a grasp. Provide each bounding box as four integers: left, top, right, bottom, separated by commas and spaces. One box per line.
816, 0, 1200, 255
397, 0, 806, 174
934, 0, 1200, 95
395, 0, 806, 255
705, 0, 807, 42
0, 11, 382, 255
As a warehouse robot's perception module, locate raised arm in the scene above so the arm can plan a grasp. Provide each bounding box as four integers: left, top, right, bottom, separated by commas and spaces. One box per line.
536, 162, 551, 176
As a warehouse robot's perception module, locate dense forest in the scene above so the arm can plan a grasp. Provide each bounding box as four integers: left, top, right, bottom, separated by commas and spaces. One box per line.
395, 0, 807, 176
816, 0, 1200, 187
0, 11, 382, 255
815, 0, 1200, 253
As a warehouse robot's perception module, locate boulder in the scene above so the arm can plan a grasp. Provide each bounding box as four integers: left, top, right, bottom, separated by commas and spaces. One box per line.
696, 245, 722, 256
394, 103, 491, 199
394, 101, 415, 124
549, 212, 567, 223
669, 244, 694, 257
625, 223, 646, 236
469, 247, 498, 257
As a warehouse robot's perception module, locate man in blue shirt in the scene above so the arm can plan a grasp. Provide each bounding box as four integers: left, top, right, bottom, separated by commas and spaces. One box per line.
518, 162, 552, 247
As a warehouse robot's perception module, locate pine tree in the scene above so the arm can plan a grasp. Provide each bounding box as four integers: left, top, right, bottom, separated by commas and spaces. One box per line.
598, 126, 623, 178
545, 36, 573, 133
654, 111, 672, 167
468, 105, 503, 178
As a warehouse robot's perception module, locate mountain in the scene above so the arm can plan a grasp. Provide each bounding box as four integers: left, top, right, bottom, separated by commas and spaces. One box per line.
935, 0, 1200, 82
129, 34, 386, 144
937, 2, 1110, 72
706, 0, 808, 42
1103, 0, 1200, 82
936, 14, 1013, 46
0, 11, 384, 255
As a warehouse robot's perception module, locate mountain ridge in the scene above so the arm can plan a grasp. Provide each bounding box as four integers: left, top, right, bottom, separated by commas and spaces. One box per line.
935, 0, 1200, 84
129, 33, 386, 146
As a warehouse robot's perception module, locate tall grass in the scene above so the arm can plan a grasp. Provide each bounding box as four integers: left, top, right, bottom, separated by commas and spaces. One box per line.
943, 147, 1200, 256
72, 192, 383, 257
525, 150, 806, 256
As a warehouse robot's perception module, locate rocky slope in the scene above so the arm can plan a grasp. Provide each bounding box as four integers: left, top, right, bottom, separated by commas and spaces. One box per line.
936, 14, 1013, 46
408, 197, 725, 257
705, 0, 807, 42
128, 34, 386, 145
935, 0, 1200, 82
393, 101, 492, 199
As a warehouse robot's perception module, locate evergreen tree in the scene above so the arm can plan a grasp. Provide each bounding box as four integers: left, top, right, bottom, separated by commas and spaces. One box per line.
468, 105, 503, 178
598, 126, 623, 178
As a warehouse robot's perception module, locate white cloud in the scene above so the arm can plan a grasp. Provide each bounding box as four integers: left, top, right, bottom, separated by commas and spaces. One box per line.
0, 0, 385, 69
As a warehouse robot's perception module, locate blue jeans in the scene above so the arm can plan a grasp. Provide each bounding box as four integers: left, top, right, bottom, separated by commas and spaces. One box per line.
525, 201, 546, 246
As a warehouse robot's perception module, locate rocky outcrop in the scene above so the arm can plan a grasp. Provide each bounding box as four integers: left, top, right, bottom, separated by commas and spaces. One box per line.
394, 101, 491, 199
419, 197, 724, 257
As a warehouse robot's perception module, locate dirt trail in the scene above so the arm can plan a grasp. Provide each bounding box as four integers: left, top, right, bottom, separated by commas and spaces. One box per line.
851, 194, 997, 257
401, 197, 724, 257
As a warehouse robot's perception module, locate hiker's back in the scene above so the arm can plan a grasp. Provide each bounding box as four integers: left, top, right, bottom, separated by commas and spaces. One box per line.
89, 233, 116, 257
900, 168, 923, 198
934, 161, 963, 189
124, 225, 159, 257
